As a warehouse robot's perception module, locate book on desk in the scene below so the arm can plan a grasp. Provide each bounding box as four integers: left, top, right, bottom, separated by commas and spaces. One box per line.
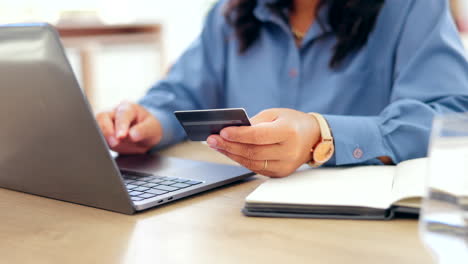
243, 158, 428, 220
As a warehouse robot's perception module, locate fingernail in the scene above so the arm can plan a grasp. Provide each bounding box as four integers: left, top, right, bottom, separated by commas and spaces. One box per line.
109, 136, 118, 147
220, 130, 229, 139
207, 137, 217, 147
117, 130, 126, 138
130, 129, 140, 141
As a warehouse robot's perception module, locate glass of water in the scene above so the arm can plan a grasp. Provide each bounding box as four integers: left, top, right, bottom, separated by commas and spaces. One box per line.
419, 113, 468, 263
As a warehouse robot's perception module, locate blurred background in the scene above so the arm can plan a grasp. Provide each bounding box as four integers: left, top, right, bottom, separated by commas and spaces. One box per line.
0, 0, 467, 112
0, 0, 215, 112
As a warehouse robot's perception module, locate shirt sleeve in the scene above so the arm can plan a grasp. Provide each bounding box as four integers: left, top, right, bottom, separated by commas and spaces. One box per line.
323, 0, 468, 166
139, 1, 228, 149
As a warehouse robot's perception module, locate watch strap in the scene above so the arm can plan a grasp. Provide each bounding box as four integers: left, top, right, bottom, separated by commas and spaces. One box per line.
310, 113, 332, 142
308, 113, 334, 167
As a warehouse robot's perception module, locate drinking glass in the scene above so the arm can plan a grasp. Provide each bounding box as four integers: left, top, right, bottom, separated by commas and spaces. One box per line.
419, 113, 468, 263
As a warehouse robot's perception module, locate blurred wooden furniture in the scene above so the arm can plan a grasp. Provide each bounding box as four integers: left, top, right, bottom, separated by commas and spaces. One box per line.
0, 141, 432, 264
56, 24, 164, 107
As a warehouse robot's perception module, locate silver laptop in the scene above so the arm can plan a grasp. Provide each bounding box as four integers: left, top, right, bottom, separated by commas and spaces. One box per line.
0, 23, 254, 214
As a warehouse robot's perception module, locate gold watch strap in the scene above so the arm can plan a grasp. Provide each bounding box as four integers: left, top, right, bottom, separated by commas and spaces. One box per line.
308, 113, 334, 167
310, 113, 332, 142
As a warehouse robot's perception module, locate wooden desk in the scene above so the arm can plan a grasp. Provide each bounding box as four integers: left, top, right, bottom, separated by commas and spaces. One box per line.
0, 141, 432, 264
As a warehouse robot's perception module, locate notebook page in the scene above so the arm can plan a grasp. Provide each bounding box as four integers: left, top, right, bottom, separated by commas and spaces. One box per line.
246, 165, 395, 210
390, 158, 428, 204
428, 140, 468, 196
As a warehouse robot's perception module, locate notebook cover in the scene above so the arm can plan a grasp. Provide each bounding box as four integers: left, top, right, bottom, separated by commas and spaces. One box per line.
242, 207, 395, 220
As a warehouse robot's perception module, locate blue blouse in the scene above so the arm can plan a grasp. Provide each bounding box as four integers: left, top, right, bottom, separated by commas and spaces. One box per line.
139, 0, 468, 166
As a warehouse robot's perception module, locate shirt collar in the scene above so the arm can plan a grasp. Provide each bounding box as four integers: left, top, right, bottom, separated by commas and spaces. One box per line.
253, 0, 332, 43
253, 0, 287, 27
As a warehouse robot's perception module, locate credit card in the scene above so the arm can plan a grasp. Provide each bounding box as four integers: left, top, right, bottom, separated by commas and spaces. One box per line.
174, 108, 251, 141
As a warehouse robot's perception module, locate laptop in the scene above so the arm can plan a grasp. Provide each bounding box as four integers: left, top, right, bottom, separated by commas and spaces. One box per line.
0, 23, 254, 214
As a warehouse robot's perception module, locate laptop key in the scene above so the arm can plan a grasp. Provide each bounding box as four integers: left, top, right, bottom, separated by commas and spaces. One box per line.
160, 176, 178, 181
173, 178, 190, 183
124, 179, 135, 184
186, 180, 203, 185
160, 181, 177, 185
146, 189, 168, 195
132, 181, 146, 186
129, 191, 143, 196
143, 183, 158, 188
155, 185, 179, 192
172, 183, 190, 189
139, 176, 156, 182
126, 184, 138, 190
131, 197, 143, 201
133, 187, 150, 192
149, 179, 165, 184
139, 193, 157, 199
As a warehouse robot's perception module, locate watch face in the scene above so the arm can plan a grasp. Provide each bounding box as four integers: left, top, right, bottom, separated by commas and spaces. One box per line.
313, 142, 334, 163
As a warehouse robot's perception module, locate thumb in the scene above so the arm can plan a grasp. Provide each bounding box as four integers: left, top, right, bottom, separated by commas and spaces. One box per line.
250, 109, 280, 126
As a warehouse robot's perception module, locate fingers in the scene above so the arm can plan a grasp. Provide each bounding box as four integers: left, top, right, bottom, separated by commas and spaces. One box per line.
114, 102, 137, 139
128, 117, 162, 146
96, 102, 162, 154
220, 122, 287, 145
96, 111, 119, 147
220, 108, 289, 145
212, 108, 310, 177
207, 135, 285, 161
216, 149, 283, 177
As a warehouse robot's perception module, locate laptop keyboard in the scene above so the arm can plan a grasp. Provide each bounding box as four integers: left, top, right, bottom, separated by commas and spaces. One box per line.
121, 171, 203, 202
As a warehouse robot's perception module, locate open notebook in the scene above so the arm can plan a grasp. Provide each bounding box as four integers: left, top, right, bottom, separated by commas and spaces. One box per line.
243, 158, 428, 220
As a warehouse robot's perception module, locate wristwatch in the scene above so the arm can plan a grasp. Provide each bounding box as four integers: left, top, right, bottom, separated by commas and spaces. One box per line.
308, 113, 335, 167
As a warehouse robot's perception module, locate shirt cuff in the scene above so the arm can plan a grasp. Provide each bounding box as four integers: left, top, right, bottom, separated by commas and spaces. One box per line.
322, 115, 389, 166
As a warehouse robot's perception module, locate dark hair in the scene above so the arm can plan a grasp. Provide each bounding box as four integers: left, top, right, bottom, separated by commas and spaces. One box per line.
224, 0, 385, 68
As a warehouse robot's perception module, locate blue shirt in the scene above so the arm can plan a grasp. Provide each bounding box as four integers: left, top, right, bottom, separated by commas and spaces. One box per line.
139, 0, 468, 166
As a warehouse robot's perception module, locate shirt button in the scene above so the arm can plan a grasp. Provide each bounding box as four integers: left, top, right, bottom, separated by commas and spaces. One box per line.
353, 148, 363, 159
289, 68, 298, 78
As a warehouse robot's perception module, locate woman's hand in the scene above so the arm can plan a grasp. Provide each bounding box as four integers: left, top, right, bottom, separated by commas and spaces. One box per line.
206, 108, 321, 177
96, 101, 163, 154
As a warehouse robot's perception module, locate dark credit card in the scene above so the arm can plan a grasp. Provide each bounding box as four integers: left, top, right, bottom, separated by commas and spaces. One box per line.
174, 108, 251, 141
